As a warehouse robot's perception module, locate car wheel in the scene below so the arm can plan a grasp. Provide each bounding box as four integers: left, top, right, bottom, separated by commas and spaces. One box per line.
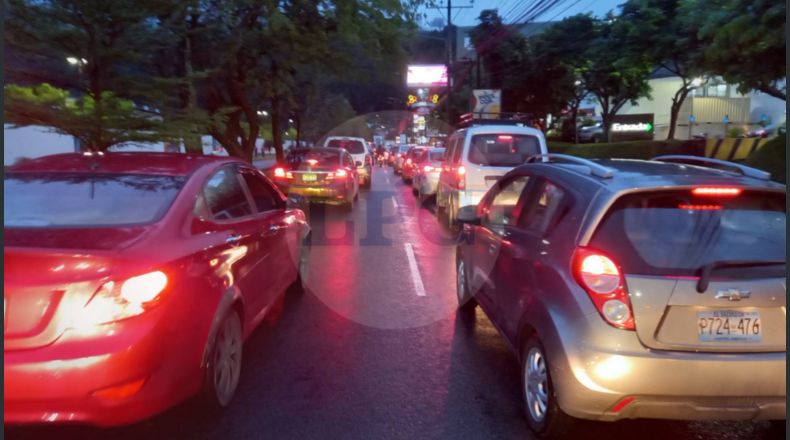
201, 310, 243, 410
592, 135, 601, 143
456, 254, 477, 312
521, 337, 575, 438
289, 234, 311, 295
446, 197, 457, 231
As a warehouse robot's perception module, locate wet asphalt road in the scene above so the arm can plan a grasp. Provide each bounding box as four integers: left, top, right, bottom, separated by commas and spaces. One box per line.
6, 167, 785, 440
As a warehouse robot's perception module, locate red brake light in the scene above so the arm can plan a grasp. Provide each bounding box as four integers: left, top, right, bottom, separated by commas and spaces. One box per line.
498, 135, 513, 141
692, 187, 741, 196
334, 168, 348, 179
274, 167, 286, 178
573, 248, 634, 330
457, 165, 466, 175
307, 159, 318, 166
424, 165, 434, 172
406, 158, 412, 165
81, 271, 168, 326
678, 204, 722, 210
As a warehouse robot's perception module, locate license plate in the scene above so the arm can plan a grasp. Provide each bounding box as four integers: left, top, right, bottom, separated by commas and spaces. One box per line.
301, 173, 317, 182
697, 310, 761, 342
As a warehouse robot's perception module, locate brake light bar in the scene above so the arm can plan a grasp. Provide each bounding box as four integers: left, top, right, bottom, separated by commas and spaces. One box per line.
678, 204, 722, 210
307, 159, 318, 166
692, 187, 741, 196
498, 135, 513, 141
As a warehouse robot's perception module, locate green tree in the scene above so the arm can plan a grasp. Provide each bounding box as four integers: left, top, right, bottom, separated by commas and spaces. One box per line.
581, 16, 653, 141
695, 0, 785, 100
618, 0, 706, 140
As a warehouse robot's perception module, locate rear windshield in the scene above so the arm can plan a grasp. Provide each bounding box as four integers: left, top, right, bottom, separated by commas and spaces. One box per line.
429, 151, 445, 161
468, 134, 541, 167
286, 150, 341, 167
326, 139, 365, 154
589, 190, 786, 276
412, 149, 428, 161
398, 145, 410, 153
4, 173, 184, 227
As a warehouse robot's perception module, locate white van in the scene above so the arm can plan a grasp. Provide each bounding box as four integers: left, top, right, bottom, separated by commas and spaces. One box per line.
436, 123, 548, 229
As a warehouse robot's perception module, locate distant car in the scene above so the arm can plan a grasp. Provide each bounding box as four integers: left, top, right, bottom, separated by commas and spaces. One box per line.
412, 147, 446, 202
272, 147, 359, 211
393, 145, 412, 174
401, 147, 428, 184
577, 122, 604, 143
455, 154, 786, 438
436, 124, 548, 229
4, 152, 310, 427
323, 136, 372, 189
387, 145, 401, 166
747, 122, 786, 138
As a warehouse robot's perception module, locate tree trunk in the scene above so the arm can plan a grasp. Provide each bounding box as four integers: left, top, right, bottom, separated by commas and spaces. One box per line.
295, 114, 302, 149
271, 97, 285, 164
571, 105, 579, 144
667, 87, 690, 141
182, 28, 202, 153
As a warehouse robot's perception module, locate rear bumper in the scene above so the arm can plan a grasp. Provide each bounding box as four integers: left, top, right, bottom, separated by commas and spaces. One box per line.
548, 313, 786, 422
4, 309, 200, 427
286, 185, 350, 204
418, 174, 440, 195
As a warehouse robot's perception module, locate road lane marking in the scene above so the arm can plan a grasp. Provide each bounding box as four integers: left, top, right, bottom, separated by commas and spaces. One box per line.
391, 196, 399, 208
404, 243, 426, 297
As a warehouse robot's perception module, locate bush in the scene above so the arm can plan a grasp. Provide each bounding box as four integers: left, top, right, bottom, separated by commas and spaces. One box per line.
726, 126, 745, 138
745, 134, 786, 183
549, 140, 703, 160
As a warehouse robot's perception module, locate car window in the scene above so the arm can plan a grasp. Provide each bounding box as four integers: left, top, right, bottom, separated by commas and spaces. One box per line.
519, 179, 566, 236
451, 137, 463, 164
240, 170, 281, 213
203, 166, 253, 221
482, 176, 530, 227
286, 150, 341, 167
429, 151, 445, 161
326, 139, 365, 154
4, 173, 184, 227
468, 134, 541, 167
589, 190, 786, 276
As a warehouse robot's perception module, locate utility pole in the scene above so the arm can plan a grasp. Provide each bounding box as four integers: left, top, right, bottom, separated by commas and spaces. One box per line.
439, 1, 474, 126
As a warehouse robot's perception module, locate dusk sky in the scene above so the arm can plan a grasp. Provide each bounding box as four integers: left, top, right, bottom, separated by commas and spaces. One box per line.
418, 0, 623, 28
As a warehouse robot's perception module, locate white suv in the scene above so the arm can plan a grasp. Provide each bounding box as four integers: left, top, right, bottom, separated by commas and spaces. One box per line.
324, 136, 373, 189
436, 124, 548, 228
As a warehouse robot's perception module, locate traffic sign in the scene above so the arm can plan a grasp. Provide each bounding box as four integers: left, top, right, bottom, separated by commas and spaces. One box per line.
688, 114, 696, 123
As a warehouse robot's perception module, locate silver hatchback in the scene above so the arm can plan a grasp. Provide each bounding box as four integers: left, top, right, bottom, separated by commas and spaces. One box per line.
455, 155, 786, 437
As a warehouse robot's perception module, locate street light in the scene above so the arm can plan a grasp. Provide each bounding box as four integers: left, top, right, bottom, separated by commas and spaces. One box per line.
66, 57, 87, 66
257, 110, 269, 117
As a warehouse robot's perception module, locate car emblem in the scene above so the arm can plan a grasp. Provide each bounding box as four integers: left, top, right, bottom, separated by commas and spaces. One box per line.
715, 288, 752, 301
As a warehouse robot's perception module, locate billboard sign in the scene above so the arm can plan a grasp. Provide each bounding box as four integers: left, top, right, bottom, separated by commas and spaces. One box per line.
471, 89, 501, 119
610, 113, 654, 141
407, 65, 448, 87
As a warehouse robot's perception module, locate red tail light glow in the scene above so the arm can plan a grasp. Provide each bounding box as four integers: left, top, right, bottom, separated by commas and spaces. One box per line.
332, 168, 348, 179
678, 204, 722, 210
81, 271, 169, 325
573, 248, 634, 330
424, 165, 434, 172
692, 187, 741, 196
498, 135, 513, 141
406, 158, 412, 165
274, 167, 286, 178
457, 166, 466, 175
307, 159, 318, 166
92, 378, 146, 400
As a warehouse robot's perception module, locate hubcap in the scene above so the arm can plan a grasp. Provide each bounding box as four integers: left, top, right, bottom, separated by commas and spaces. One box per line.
213, 315, 242, 406
456, 260, 466, 304
525, 347, 549, 422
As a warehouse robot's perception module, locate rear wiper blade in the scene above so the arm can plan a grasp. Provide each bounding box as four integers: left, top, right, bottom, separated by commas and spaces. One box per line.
696, 260, 786, 293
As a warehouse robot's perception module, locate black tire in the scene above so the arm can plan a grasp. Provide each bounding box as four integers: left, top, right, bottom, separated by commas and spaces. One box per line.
521, 337, 576, 438
288, 234, 311, 295
361, 177, 372, 190
199, 310, 243, 411
456, 252, 477, 313
446, 197, 458, 232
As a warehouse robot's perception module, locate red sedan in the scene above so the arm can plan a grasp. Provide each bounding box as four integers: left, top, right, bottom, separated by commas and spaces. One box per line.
4, 152, 311, 426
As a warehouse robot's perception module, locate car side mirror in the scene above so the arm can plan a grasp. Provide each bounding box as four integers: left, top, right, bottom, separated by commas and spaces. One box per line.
456, 205, 481, 225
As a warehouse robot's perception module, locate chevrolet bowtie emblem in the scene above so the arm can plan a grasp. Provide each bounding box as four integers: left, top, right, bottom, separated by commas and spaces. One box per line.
715, 288, 752, 301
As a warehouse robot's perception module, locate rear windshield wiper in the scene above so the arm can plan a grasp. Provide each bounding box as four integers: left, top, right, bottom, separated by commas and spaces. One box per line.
697, 260, 786, 293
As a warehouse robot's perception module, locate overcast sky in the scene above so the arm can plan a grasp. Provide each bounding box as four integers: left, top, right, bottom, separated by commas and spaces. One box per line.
418, 0, 623, 29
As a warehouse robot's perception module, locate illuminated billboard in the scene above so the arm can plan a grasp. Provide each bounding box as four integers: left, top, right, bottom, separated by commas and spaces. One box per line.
406, 65, 448, 87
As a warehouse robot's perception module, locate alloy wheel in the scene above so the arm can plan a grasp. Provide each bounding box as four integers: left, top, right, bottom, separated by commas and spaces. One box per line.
525, 347, 549, 423
213, 313, 242, 407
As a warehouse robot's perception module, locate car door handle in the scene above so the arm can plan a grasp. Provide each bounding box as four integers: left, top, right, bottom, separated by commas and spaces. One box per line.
262, 224, 285, 236
225, 234, 242, 244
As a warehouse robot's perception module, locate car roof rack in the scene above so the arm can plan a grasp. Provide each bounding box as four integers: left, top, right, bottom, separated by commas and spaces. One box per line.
652, 155, 771, 180
457, 112, 534, 129
526, 154, 615, 178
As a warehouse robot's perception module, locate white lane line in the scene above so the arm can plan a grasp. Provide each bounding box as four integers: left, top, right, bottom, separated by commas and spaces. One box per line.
391, 195, 399, 208
404, 243, 427, 297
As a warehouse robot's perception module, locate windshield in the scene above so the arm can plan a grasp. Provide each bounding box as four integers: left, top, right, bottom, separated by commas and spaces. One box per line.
286, 150, 341, 167
590, 190, 786, 276
4, 173, 184, 227
326, 139, 365, 154
429, 151, 445, 161
468, 134, 541, 167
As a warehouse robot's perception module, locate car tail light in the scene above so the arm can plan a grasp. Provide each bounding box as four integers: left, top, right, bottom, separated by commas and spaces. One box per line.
81, 271, 169, 325
424, 165, 434, 172
307, 159, 318, 167
498, 135, 513, 141
274, 167, 286, 178
406, 158, 412, 165
692, 187, 741, 196
572, 248, 634, 330
92, 378, 146, 400
457, 165, 466, 190
331, 168, 348, 180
